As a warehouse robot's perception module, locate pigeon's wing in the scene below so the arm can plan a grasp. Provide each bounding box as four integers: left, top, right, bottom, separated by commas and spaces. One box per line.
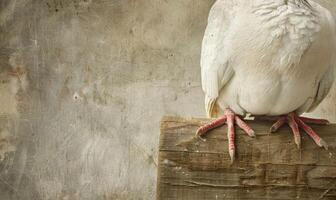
307, 64, 335, 112
307, 9, 336, 112
201, 0, 236, 117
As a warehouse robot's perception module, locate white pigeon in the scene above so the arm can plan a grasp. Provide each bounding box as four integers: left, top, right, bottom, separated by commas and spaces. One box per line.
196, 0, 336, 162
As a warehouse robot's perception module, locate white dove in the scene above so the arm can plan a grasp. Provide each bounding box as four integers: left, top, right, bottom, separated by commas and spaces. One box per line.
196, 0, 336, 162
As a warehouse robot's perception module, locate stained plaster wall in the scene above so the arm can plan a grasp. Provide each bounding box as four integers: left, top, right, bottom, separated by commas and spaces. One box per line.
0, 0, 335, 199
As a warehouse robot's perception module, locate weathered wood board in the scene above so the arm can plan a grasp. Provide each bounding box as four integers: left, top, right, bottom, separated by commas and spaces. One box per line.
157, 116, 336, 200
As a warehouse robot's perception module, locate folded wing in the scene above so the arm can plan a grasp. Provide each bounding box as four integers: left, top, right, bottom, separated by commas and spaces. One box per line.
201, 0, 236, 117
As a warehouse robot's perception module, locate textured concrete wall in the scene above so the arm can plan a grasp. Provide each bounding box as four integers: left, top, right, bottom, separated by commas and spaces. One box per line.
0, 0, 212, 199
0, 0, 335, 199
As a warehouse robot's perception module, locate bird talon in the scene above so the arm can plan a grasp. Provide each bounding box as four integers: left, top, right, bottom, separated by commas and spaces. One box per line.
250, 131, 256, 138
195, 108, 254, 163
320, 139, 328, 150
195, 133, 207, 142
271, 113, 328, 150
229, 149, 235, 164
269, 127, 276, 133
295, 142, 301, 150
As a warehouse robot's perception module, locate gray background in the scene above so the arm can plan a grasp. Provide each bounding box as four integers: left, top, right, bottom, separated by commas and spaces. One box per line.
0, 0, 335, 199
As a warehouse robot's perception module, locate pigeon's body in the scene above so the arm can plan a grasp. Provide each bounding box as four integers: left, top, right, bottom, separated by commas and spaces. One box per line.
202, 0, 336, 117
198, 0, 336, 162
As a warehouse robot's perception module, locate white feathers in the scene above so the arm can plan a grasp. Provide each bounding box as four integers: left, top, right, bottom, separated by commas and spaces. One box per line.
201, 0, 236, 117
201, 0, 336, 117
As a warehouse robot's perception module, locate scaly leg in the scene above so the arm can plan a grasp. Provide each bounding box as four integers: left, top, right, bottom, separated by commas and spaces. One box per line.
270, 113, 328, 150
196, 108, 255, 163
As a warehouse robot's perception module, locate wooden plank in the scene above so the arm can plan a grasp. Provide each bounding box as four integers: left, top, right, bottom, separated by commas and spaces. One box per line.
157, 116, 336, 200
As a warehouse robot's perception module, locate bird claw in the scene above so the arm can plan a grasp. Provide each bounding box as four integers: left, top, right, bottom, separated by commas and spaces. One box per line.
319, 139, 329, 150
271, 113, 328, 150
229, 149, 235, 164
295, 140, 301, 150
195, 108, 255, 164
249, 130, 256, 138
195, 134, 207, 142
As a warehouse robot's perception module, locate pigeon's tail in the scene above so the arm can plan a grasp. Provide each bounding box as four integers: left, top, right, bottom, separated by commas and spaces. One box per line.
205, 95, 218, 118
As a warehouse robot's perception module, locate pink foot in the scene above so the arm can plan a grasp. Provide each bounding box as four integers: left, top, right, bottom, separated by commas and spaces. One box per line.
270, 113, 329, 150
196, 109, 255, 163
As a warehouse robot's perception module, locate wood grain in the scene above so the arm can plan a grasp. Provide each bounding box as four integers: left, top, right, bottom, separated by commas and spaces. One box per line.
157, 116, 336, 200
